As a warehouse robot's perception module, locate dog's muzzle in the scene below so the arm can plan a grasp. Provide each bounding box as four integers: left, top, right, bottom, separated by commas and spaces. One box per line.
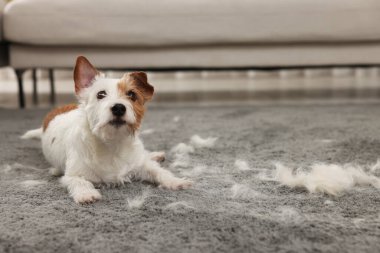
109, 104, 127, 128
111, 104, 126, 117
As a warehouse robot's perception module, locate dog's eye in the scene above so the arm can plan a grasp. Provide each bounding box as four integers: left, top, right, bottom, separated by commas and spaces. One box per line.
97, 90, 107, 99
127, 90, 137, 101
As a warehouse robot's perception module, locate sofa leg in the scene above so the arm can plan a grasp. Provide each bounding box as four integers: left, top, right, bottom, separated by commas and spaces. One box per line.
15, 69, 26, 108
48, 68, 56, 105
32, 69, 38, 105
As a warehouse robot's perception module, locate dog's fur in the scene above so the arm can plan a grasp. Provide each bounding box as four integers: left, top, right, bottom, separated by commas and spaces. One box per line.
22, 56, 192, 204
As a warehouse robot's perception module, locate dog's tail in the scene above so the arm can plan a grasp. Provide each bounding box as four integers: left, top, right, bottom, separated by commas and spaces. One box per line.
21, 128, 43, 140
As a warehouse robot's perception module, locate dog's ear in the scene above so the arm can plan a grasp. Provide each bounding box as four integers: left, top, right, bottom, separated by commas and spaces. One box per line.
126, 72, 154, 102
74, 56, 99, 94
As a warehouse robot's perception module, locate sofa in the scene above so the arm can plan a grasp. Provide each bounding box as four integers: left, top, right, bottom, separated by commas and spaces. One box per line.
3, 0, 380, 107
0, 1, 9, 83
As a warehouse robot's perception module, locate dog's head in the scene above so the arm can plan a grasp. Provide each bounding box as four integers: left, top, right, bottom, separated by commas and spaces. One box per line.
74, 56, 154, 141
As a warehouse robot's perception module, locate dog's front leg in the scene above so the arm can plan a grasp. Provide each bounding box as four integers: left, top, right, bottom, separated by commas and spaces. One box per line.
137, 160, 192, 190
60, 175, 101, 204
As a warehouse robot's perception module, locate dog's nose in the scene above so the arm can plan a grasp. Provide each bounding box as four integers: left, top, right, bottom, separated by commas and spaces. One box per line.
111, 104, 126, 117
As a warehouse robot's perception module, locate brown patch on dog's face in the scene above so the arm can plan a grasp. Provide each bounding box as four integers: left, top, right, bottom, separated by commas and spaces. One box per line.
43, 104, 78, 131
117, 72, 154, 132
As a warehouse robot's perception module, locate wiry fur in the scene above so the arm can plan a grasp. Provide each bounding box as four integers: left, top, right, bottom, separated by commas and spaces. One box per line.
42, 104, 78, 131
22, 56, 192, 204
149, 151, 166, 163
274, 163, 380, 196
370, 159, 380, 173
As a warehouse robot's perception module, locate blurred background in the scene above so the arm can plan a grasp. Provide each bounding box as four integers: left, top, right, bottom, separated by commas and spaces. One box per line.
1, 0, 380, 107
2, 67, 380, 107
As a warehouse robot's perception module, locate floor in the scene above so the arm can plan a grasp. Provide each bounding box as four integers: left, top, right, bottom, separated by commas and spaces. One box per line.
1, 68, 380, 252
1, 104, 379, 252
1, 67, 380, 108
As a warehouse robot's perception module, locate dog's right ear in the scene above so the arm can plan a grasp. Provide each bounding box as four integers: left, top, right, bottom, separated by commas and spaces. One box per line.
74, 56, 99, 94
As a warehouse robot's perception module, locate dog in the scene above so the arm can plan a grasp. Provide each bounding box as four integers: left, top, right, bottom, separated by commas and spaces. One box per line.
22, 56, 192, 204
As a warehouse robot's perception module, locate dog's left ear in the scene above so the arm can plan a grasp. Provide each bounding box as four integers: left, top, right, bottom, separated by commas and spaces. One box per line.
74, 56, 99, 94
126, 72, 154, 102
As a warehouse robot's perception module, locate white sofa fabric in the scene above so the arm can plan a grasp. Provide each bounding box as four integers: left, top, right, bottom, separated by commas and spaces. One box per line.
10, 43, 380, 69
5, 0, 380, 47
0, 2, 8, 67
3, 0, 380, 69
0, 0, 5, 41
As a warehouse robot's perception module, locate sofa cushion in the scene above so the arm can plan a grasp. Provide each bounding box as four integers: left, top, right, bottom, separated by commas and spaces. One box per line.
0, 0, 5, 41
4, 0, 380, 46
10, 43, 380, 69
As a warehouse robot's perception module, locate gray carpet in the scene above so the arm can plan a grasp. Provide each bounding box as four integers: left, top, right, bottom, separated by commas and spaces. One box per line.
1, 103, 380, 253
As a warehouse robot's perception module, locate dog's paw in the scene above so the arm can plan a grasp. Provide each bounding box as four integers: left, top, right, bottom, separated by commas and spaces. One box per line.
73, 189, 102, 204
150, 151, 166, 163
159, 177, 193, 190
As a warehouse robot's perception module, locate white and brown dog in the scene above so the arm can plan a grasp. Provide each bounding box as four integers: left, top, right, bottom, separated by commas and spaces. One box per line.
22, 56, 192, 204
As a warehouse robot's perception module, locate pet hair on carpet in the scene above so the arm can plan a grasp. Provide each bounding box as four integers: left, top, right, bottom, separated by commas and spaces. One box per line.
230, 183, 261, 199
255, 169, 274, 181
165, 201, 195, 210
181, 165, 206, 178
275, 206, 304, 225
234, 159, 251, 171
170, 155, 191, 169
170, 143, 195, 168
274, 163, 380, 196
170, 135, 217, 168
140, 129, 155, 135
127, 190, 150, 209
1, 163, 39, 173
171, 143, 195, 154
20, 180, 47, 187
4, 104, 380, 252
190, 135, 218, 149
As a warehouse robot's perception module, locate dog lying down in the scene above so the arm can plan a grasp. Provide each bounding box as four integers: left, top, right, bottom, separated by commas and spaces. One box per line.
22, 56, 192, 204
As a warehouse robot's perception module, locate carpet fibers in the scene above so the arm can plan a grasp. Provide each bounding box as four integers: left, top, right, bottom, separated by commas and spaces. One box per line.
1, 104, 380, 253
